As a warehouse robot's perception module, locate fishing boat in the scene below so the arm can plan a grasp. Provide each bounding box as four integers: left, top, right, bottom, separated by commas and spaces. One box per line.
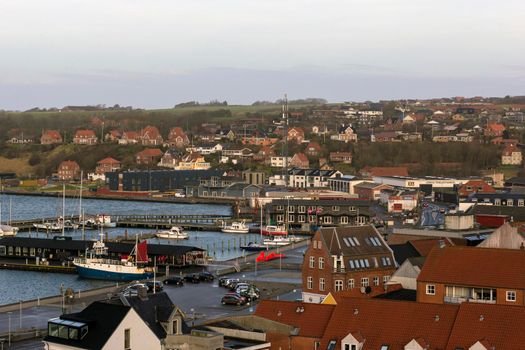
155, 226, 188, 239
74, 234, 154, 281
263, 235, 302, 247
95, 214, 117, 228
240, 241, 267, 251
221, 220, 249, 234
261, 225, 287, 236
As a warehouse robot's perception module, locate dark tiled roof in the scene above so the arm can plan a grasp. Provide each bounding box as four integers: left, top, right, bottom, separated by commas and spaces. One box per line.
389, 242, 421, 265
44, 301, 130, 349
373, 288, 417, 301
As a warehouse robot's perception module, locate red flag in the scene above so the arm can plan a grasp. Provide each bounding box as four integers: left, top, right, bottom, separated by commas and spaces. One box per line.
136, 240, 149, 263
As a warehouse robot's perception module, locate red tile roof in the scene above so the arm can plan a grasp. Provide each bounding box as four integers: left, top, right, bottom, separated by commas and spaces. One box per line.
97, 157, 120, 165
503, 144, 521, 156
136, 148, 163, 157
487, 123, 506, 131
446, 303, 525, 350
254, 300, 335, 338
42, 130, 62, 139
418, 246, 525, 289
320, 297, 459, 350
74, 129, 96, 138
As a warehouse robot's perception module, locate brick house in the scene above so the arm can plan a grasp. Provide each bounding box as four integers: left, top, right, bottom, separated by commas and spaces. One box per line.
167, 127, 189, 148
484, 123, 506, 137
457, 180, 496, 197
140, 126, 163, 146
302, 225, 397, 303
287, 127, 305, 143
329, 152, 352, 164
73, 130, 98, 145
40, 130, 63, 145
57, 160, 80, 181
289, 153, 310, 169
305, 141, 321, 157
502, 145, 522, 165
95, 157, 121, 175
331, 124, 358, 143
135, 148, 163, 165
119, 131, 140, 145
417, 246, 525, 306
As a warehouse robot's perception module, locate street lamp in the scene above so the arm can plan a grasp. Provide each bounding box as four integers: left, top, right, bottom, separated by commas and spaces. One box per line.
7, 312, 12, 346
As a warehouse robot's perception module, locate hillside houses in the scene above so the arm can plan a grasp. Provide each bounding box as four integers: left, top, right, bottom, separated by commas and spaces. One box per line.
41, 130, 63, 145
73, 129, 97, 145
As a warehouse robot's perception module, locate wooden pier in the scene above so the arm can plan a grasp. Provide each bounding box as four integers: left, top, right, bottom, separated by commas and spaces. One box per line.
113, 214, 237, 230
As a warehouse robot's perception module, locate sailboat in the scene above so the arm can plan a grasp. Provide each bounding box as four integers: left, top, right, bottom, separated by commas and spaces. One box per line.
74, 233, 154, 281
240, 202, 267, 251
33, 184, 78, 233
0, 198, 19, 237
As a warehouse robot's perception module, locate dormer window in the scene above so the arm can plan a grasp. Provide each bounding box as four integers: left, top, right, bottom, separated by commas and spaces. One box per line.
341, 332, 364, 350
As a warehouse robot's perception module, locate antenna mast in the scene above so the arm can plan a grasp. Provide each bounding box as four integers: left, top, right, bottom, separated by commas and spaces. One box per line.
282, 94, 289, 187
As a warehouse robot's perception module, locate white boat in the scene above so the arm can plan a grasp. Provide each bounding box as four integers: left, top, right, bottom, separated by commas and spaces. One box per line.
0, 224, 18, 237
95, 214, 117, 228
33, 218, 78, 232
221, 221, 249, 234
155, 226, 188, 239
263, 235, 302, 247
74, 234, 153, 281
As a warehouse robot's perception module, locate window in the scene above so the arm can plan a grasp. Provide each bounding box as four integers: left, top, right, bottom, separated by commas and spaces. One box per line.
373, 276, 380, 286
340, 216, 348, 224
309, 256, 315, 268
276, 214, 284, 223
124, 329, 131, 349
288, 214, 295, 222
323, 216, 333, 224
298, 215, 306, 223
349, 260, 355, 269
508, 199, 514, 206
380, 346, 389, 350
348, 279, 355, 289
335, 280, 344, 292
288, 205, 295, 213
276, 205, 284, 211
506, 291, 516, 302
383, 275, 390, 284
318, 240, 322, 249
307, 277, 313, 290
332, 206, 340, 211
319, 257, 324, 269
319, 278, 325, 291
298, 205, 306, 213
327, 340, 336, 350
361, 277, 369, 287
314, 341, 320, 350
426, 284, 436, 295
518, 199, 524, 207
494, 198, 501, 206
313, 240, 317, 249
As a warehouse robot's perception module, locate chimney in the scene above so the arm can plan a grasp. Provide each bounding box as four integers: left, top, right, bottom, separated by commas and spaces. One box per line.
520, 242, 524, 250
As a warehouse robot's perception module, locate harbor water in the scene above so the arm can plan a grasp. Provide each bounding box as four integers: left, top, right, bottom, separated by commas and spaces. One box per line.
0, 194, 266, 305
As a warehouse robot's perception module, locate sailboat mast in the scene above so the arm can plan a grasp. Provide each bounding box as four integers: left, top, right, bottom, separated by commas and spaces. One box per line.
79, 170, 83, 224
9, 197, 12, 226
259, 200, 263, 240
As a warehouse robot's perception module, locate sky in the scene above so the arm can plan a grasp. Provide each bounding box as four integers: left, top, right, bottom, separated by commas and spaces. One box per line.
0, 0, 524, 110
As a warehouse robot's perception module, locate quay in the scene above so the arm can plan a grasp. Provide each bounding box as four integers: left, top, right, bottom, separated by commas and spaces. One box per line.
0, 261, 76, 273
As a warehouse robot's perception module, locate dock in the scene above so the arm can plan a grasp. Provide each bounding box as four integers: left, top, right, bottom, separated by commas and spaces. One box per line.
0, 261, 76, 273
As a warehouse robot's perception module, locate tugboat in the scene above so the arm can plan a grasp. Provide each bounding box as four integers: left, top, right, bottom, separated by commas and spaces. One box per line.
73, 234, 153, 281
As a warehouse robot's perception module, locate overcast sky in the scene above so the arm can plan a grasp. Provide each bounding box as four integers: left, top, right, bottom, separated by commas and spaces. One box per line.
1, 0, 524, 110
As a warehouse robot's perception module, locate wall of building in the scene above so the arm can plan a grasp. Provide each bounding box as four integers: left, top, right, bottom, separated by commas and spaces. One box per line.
103, 309, 161, 350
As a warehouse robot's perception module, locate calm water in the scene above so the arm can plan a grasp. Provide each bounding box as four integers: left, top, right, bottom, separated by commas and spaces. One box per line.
0, 194, 266, 305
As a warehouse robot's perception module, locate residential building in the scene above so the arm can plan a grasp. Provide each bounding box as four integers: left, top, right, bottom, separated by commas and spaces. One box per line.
380, 189, 419, 212
328, 175, 363, 195
267, 199, 371, 231
501, 145, 522, 165
329, 152, 352, 164
287, 127, 305, 143
57, 160, 80, 181
289, 153, 310, 169
140, 125, 163, 146
484, 123, 506, 137
119, 131, 140, 145
167, 127, 189, 148
221, 146, 253, 158
176, 153, 210, 170
477, 223, 525, 250
269, 168, 343, 188
305, 141, 321, 157
40, 130, 63, 145
270, 156, 292, 168
417, 246, 525, 306
73, 129, 98, 145
242, 170, 266, 186
158, 149, 183, 169
331, 124, 357, 142
302, 225, 397, 303
188, 143, 223, 155
387, 256, 426, 290
104, 129, 122, 142
95, 157, 121, 175
135, 148, 163, 165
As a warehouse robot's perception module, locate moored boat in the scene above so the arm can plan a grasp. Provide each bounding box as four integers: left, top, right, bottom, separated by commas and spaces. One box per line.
221, 221, 249, 234
0, 224, 18, 237
263, 235, 302, 247
73, 235, 153, 281
155, 226, 188, 239
240, 241, 268, 251
261, 225, 287, 236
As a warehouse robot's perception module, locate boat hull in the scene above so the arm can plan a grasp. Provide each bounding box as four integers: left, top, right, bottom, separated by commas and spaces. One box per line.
221, 228, 249, 234
155, 233, 188, 239
75, 265, 153, 281
261, 230, 288, 236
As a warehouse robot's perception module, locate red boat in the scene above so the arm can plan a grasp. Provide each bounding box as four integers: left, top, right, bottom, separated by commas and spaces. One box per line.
261, 225, 287, 236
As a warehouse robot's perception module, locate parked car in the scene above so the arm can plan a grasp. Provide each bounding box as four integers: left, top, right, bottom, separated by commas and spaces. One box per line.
198, 271, 215, 282
146, 281, 164, 293
221, 293, 248, 306
218, 277, 230, 287
184, 274, 200, 283
228, 280, 245, 291
122, 282, 148, 296
164, 276, 184, 286
235, 284, 260, 301
221, 278, 242, 289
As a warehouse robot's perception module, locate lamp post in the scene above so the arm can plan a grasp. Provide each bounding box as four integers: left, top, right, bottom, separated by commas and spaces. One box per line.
7, 311, 12, 346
